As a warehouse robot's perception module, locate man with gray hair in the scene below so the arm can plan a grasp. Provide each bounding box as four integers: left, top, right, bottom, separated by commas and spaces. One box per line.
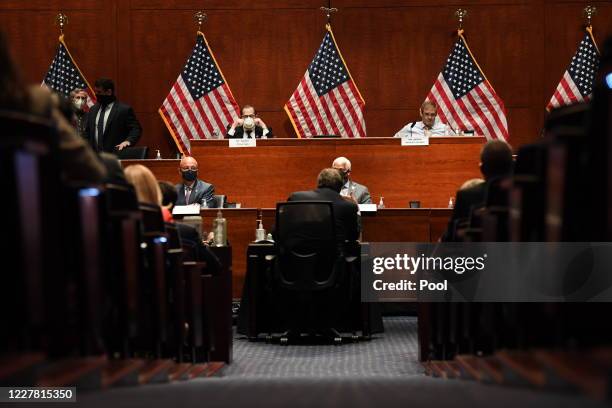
332, 156, 372, 204
394, 100, 450, 138
287, 168, 360, 246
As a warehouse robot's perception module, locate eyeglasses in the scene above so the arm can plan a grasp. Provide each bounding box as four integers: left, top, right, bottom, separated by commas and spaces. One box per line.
241, 114, 256, 119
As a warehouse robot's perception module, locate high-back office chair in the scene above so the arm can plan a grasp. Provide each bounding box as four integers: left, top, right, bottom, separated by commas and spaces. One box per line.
117, 146, 148, 160
274, 201, 344, 344
212, 194, 226, 208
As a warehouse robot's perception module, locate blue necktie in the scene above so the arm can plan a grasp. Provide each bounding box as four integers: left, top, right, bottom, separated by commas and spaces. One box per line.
96, 105, 106, 151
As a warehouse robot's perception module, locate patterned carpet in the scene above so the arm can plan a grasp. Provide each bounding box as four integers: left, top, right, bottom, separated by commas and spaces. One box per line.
67, 317, 607, 408
225, 317, 421, 378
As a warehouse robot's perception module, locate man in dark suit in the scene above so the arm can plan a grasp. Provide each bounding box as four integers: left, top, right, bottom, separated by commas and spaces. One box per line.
174, 156, 216, 208
226, 104, 273, 139
442, 140, 513, 241
287, 168, 360, 248
85, 78, 142, 153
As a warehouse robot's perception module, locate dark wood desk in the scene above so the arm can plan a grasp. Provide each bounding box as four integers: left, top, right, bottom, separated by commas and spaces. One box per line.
122, 136, 483, 208
193, 208, 451, 298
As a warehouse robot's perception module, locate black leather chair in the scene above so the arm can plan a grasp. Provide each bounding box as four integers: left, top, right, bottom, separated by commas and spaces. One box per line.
212, 194, 226, 208
273, 201, 346, 344
117, 146, 148, 160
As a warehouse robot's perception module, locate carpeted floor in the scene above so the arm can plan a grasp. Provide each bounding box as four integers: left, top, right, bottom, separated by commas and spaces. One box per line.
41, 317, 608, 408
225, 316, 421, 378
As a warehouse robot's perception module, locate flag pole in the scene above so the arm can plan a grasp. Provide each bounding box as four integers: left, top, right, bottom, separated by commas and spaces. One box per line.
194, 10, 207, 36
454, 8, 467, 36
583, 5, 600, 54
55, 12, 68, 40
320, 3, 338, 26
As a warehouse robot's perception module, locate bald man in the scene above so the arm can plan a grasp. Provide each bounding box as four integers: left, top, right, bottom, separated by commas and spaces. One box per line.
332, 156, 372, 204
175, 156, 216, 208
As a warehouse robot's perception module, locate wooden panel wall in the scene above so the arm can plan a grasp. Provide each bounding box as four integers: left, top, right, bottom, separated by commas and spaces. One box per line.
1, 0, 612, 157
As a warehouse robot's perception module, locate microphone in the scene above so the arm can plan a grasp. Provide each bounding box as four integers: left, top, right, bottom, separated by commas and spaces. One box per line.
409, 121, 416, 138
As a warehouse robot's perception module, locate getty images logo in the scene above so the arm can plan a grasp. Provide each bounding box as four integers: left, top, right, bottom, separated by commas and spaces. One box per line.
372, 253, 488, 275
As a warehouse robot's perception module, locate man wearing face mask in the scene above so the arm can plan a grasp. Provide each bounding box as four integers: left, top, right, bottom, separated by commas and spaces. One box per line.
70, 88, 89, 139
226, 104, 273, 139
174, 156, 216, 208
332, 156, 372, 204
85, 78, 142, 153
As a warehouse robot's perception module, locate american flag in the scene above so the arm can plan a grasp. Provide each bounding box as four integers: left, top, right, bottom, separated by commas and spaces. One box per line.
426, 31, 508, 141
546, 28, 600, 111
159, 32, 240, 154
42, 35, 96, 108
285, 25, 366, 138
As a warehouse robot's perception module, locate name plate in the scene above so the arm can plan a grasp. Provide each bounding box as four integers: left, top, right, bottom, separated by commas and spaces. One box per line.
172, 204, 201, 215
358, 204, 378, 213
400, 135, 429, 146
229, 138, 257, 148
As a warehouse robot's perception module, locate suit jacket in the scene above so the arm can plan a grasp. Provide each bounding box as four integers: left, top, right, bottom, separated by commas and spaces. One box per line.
441, 182, 487, 242
175, 179, 216, 208
85, 101, 142, 153
225, 125, 273, 139
343, 180, 372, 204
287, 187, 360, 246
174, 223, 221, 275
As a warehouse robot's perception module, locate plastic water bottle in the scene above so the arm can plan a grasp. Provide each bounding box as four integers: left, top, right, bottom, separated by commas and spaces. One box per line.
155, 149, 162, 160
213, 210, 227, 246
448, 197, 455, 208
378, 196, 385, 209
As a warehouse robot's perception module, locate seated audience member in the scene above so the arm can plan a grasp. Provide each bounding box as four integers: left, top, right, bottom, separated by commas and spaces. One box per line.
100, 152, 127, 184
124, 164, 172, 222
394, 101, 449, 138
175, 156, 216, 208
332, 156, 372, 204
159, 180, 221, 274
459, 178, 485, 191
70, 88, 89, 139
441, 140, 513, 241
287, 168, 360, 250
0, 32, 105, 183
226, 104, 273, 139
85, 78, 142, 153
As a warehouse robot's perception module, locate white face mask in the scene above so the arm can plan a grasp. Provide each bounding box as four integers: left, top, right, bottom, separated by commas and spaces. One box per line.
243, 116, 255, 130
73, 98, 86, 110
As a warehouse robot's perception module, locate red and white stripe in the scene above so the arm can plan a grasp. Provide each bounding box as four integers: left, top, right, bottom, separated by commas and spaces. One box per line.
160, 75, 240, 153
286, 73, 366, 138
546, 71, 588, 111
427, 73, 508, 141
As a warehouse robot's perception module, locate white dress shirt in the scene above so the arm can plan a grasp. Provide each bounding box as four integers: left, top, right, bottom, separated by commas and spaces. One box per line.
95, 102, 114, 144
393, 118, 449, 138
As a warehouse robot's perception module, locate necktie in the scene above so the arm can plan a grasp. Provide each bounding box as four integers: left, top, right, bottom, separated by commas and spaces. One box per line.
185, 186, 192, 204
96, 105, 106, 151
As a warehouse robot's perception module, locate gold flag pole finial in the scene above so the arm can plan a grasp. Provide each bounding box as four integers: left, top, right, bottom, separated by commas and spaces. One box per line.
583, 5, 596, 28
455, 9, 468, 32
194, 11, 207, 32
55, 12, 68, 36
320, 6, 338, 25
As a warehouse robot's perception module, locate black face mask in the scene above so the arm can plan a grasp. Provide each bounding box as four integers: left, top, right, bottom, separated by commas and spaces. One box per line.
182, 169, 198, 182
96, 94, 116, 106
339, 170, 349, 184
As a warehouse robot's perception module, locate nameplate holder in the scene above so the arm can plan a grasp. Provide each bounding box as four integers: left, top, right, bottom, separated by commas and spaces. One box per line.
400, 135, 429, 146
172, 204, 201, 215
229, 138, 257, 148
358, 204, 378, 213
